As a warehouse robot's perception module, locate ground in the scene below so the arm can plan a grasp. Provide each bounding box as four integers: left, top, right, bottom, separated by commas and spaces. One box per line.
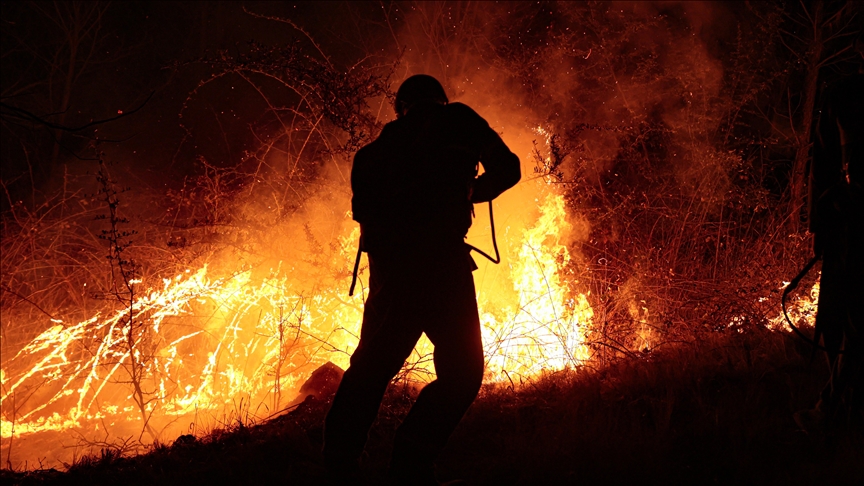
2, 327, 862, 485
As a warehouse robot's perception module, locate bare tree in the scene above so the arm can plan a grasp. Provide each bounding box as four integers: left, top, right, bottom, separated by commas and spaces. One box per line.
0, 1, 131, 207
781, 0, 860, 230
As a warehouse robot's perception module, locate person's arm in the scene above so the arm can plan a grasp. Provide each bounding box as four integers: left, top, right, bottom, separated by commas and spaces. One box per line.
448, 103, 520, 202
471, 134, 521, 203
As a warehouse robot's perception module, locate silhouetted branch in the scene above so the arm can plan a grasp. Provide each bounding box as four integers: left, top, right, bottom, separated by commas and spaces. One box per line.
0, 92, 153, 132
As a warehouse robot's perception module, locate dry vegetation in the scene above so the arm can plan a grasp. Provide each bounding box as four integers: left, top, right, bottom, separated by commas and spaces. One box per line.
2, 328, 862, 485
2, 1, 863, 483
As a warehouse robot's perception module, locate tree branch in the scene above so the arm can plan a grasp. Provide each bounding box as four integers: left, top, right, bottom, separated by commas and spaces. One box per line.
0, 91, 153, 132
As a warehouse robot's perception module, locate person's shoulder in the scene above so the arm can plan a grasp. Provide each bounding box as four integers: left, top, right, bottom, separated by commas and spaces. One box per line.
360, 121, 398, 148
445, 102, 483, 119
379, 119, 400, 134
355, 132, 384, 160
375, 117, 409, 139
444, 102, 490, 130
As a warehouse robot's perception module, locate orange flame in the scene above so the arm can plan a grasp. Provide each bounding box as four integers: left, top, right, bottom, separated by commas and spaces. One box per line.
1, 175, 595, 466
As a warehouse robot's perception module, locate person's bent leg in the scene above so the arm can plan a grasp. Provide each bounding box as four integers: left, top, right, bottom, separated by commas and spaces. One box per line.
390, 258, 484, 478
390, 329, 483, 477
323, 265, 422, 472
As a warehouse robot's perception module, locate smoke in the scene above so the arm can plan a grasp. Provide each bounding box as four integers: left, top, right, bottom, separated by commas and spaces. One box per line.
386, 0, 740, 217
374, 1, 740, 288
1, 1, 769, 469
373, 1, 761, 359
149, 0, 744, 380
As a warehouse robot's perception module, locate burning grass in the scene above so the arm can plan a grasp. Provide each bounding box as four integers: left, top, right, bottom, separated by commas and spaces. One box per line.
1, 151, 602, 469
0, 122, 823, 472
0, 1, 844, 475
2, 325, 860, 485
0, 168, 833, 481
0, 120, 824, 475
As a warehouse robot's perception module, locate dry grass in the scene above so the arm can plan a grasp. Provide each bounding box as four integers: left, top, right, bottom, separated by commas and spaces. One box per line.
2, 326, 861, 485
1, 3, 849, 480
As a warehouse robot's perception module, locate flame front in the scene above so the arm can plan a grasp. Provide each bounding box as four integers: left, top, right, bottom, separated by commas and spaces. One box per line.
0, 180, 593, 465
480, 191, 592, 379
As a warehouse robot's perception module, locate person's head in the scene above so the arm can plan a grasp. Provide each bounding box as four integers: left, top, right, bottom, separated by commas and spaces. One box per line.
394, 74, 448, 118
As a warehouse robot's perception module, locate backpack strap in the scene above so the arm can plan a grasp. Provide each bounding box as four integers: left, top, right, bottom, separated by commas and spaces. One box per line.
348, 200, 501, 297
348, 244, 363, 297
466, 201, 501, 264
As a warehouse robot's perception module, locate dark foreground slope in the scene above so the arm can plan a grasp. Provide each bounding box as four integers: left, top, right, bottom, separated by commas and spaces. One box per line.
3, 327, 862, 486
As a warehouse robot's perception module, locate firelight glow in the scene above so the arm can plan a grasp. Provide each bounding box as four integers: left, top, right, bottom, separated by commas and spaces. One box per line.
0, 176, 594, 465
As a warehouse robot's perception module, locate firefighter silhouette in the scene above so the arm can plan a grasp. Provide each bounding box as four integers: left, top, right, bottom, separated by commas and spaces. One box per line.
323, 75, 520, 484
798, 44, 864, 432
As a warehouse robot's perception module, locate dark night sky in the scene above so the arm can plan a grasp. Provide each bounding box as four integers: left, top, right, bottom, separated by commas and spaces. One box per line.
3, 1, 864, 475
2, 1, 859, 205
1, 1, 395, 200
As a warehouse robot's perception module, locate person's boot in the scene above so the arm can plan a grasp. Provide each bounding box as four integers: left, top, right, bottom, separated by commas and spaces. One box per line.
388, 431, 440, 485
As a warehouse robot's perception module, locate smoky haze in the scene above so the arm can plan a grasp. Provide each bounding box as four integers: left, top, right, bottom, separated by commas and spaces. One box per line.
3, 0, 859, 472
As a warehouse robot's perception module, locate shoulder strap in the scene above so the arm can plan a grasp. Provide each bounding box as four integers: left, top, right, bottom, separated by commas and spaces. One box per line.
465, 201, 501, 264
348, 244, 363, 296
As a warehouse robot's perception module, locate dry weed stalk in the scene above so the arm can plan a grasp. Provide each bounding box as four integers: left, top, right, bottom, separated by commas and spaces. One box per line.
93, 154, 157, 442
2, 2, 848, 471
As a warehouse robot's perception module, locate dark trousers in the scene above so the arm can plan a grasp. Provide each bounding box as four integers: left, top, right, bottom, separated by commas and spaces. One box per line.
323, 243, 484, 470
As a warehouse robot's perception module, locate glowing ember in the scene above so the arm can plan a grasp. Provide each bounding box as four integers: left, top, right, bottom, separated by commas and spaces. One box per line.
479, 191, 592, 379
0, 263, 363, 438
769, 278, 820, 332
1, 179, 594, 466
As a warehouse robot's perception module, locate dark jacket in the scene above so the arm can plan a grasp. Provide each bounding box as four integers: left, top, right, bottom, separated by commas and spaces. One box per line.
351, 102, 520, 254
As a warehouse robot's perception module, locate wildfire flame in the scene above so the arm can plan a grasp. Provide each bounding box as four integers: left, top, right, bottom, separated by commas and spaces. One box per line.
480, 191, 592, 378
0, 129, 823, 470
769, 279, 820, 332
0, 163, 824, 469
0, 104, 823, 472
1, 177, 594, 466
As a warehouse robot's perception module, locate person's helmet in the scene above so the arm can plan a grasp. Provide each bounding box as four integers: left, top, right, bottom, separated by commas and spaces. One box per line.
394, 74, 448, 118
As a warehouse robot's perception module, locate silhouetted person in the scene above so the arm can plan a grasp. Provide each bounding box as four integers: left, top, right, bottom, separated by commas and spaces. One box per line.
323, 75, 520, 484
800, 41, 864, 433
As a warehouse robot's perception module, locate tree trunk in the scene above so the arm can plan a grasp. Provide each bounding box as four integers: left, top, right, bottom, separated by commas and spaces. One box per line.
789, 0, 824, 232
